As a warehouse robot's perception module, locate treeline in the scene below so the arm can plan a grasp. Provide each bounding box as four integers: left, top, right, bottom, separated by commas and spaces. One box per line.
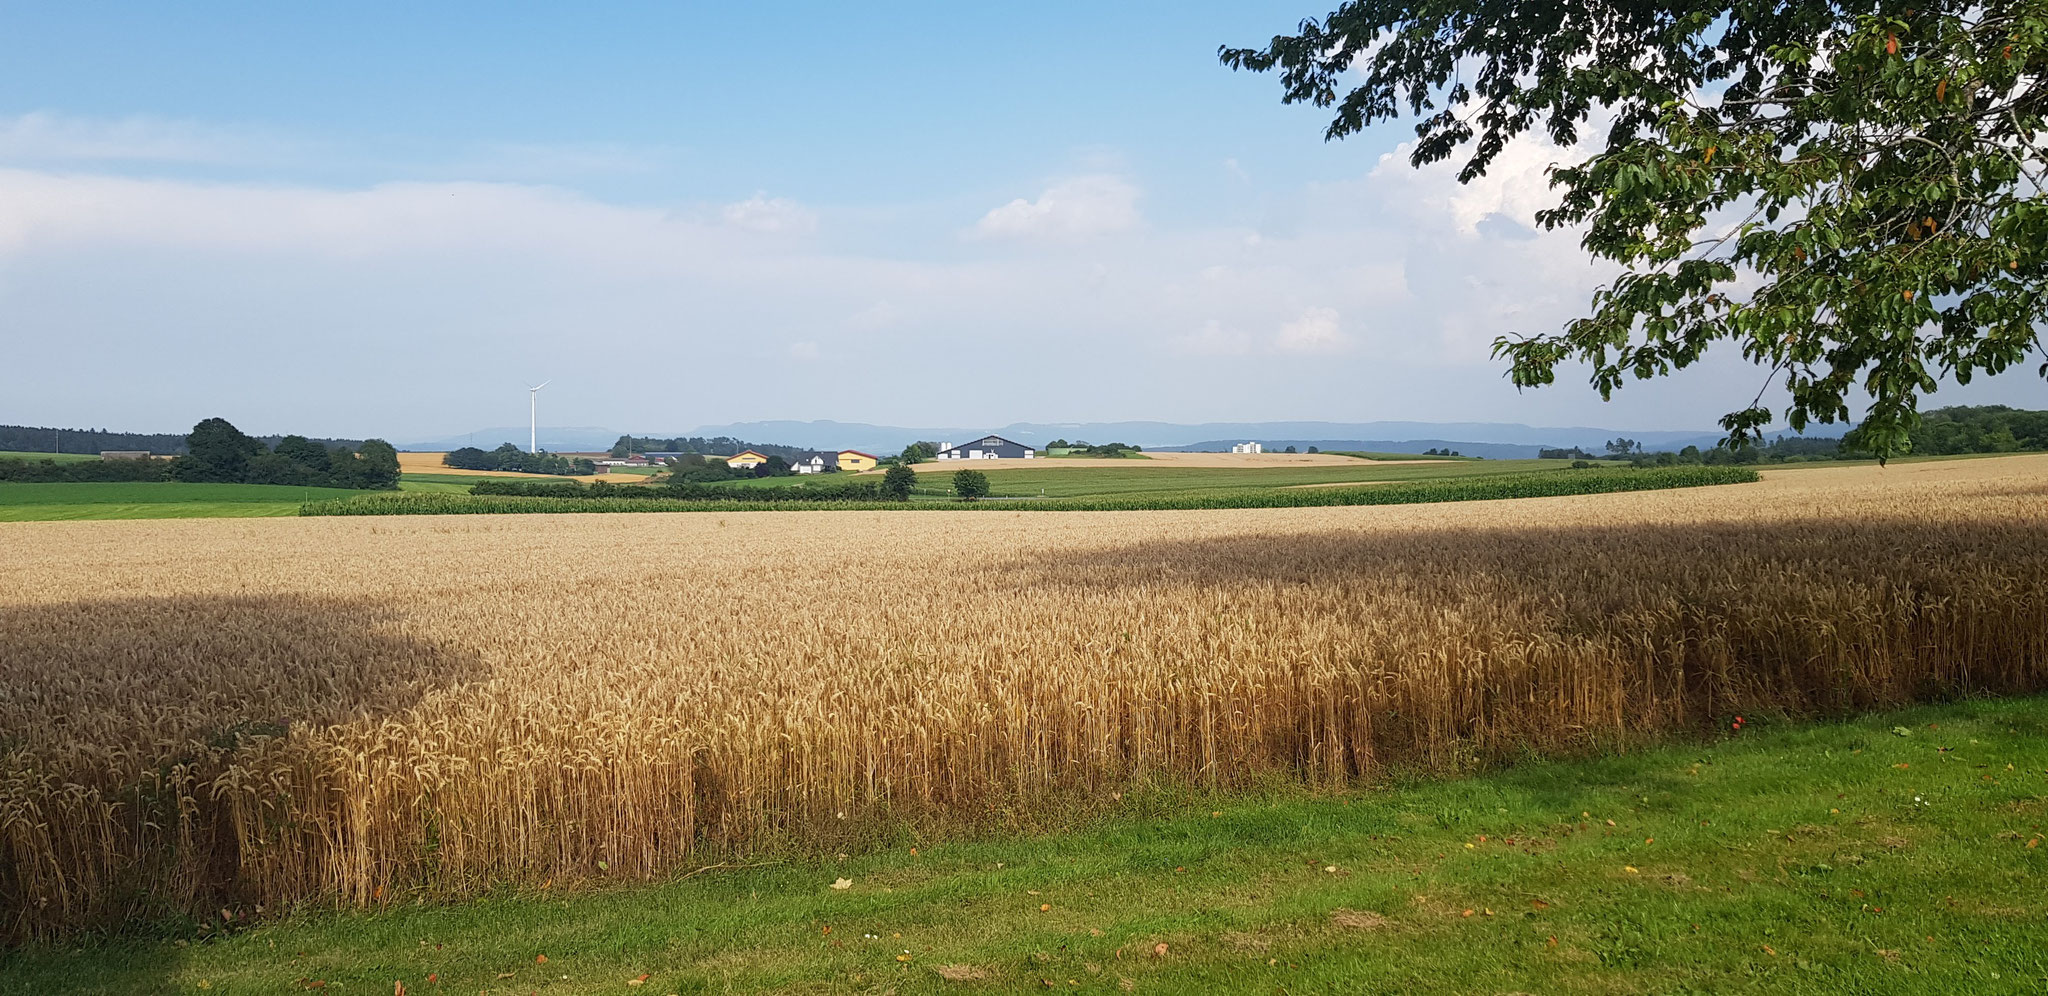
664, 452, 785, 482
1619, 405, 2048, 466
1903, 405, 2048, 454
0, 418, 399, 488
444, 444, 596, 476
610, 435, 806, 459
0, 423, 365, 456
0, 425, 190, 455
1536, 407, 2048, 466
0, 455, 175, 483
1047, 439, 1144, 457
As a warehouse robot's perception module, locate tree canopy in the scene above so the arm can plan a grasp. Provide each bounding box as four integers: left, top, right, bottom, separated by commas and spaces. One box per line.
1225, 0, 2047, 455
444, 444, 595, 476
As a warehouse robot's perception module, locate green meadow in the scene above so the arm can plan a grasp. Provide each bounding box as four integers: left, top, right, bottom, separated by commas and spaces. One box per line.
0, 482, 367, 521
6, 696, 2041, 994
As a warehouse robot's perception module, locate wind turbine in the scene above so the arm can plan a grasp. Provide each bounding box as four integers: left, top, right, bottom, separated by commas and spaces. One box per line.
526, 381, 551, 453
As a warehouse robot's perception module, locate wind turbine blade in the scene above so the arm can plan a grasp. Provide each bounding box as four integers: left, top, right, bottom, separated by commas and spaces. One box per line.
534, 380, 551, 390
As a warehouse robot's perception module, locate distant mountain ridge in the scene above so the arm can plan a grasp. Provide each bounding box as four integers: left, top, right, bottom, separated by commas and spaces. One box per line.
1155, 439, 1547, 460
668, 419, 1766, 456
28, 419, 1794, 459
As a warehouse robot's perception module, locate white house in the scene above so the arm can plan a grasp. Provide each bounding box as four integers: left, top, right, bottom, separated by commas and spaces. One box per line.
790, 452, 838, 474
1231, 441, 1264, 454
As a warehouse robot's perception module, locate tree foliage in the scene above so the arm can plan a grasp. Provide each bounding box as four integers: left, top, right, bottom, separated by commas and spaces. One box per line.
881, 463, 919, 500
1225, 0, 2048, 456
611, 435, 806, 460
156, 418, 398, 488
173, 418, 267, 483
951, 469, 991, 500
444, 444, 595, 476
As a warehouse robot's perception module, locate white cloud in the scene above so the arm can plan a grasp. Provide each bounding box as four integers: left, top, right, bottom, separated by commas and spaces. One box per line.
974, 175, 1139, 240
849, 301, 901, 330
12, 127, 2033, 439
722, 193, 818, 235
1173, 319, 1254, 356
1274, 307, 1348, 354
0, 111, 300, 165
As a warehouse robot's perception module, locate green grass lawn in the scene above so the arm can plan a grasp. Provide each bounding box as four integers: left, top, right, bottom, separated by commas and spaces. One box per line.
9, 697, 2041, 994
911, 458, 1577, 498
0, 482, 373, 521
0, 449, 101, 463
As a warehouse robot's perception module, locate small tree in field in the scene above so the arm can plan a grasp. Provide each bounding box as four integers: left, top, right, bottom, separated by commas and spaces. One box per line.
952, 469, 990, 501
881, 463, 917, 501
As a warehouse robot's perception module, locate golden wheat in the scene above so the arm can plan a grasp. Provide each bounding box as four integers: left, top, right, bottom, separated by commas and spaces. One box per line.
2, 456, 2045, 939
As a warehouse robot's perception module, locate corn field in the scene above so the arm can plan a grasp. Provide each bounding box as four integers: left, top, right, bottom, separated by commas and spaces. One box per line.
2, 456, 2045, 941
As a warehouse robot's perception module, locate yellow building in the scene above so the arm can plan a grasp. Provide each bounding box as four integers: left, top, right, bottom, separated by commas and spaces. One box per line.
836, 450, 879, 473
725, 450, 769, 470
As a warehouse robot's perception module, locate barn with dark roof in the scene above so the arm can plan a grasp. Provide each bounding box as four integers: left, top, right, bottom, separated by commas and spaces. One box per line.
935, 435, 1035, 460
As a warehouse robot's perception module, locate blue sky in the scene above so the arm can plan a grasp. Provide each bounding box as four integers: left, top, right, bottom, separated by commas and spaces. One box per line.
0, 2, 2036, 440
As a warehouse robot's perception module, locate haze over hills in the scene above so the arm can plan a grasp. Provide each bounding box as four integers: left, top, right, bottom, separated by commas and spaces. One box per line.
394, 420, 1777, 458
661, 420, 1754, 458
3, 419, 1778, 459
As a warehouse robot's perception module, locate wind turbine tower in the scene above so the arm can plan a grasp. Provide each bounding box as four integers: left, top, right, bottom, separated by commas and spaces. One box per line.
527, 381, 550, 453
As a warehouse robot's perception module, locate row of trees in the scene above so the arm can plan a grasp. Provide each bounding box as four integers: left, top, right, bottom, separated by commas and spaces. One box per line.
0, 455, 174, 483
444, 444, 595, 476
0, 423, 368, 457
661, 452, 798, 482
1045, 440, 1145, 457
0, 425, 190, 455
176, 418, 400, 488
1620, 406, 2048, 467
0, 419, 400, 488
609, 435, 805, 460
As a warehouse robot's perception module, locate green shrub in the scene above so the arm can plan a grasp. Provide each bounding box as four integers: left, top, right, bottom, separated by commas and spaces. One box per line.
952, 469, 990, 500
881, 464, 917, 501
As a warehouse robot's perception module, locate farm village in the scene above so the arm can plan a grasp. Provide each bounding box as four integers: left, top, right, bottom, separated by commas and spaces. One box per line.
5, 1, 2048, 993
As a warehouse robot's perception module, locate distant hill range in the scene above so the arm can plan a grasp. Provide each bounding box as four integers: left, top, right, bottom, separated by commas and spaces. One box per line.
1157, 439, 1548, 460
15, 418, 1810, 461
658, 420, 1772, 459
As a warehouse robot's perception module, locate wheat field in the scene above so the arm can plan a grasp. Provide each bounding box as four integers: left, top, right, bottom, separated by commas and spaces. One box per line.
2, 456, 2044, 940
